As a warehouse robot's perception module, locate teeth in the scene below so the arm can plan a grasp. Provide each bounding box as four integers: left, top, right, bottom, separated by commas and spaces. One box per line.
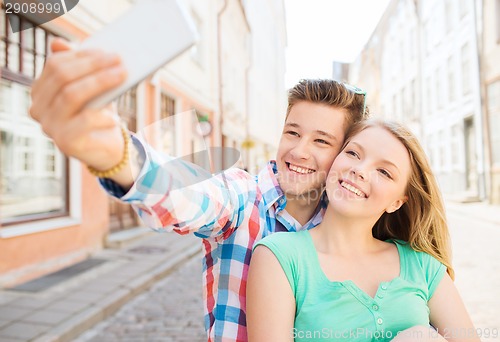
289, 164, 315, 174
341, 181, 365, 197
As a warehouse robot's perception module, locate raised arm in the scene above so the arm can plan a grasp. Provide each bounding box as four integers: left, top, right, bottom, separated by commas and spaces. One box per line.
118, 142, 256, 238
246, 245, 295, 342
31, 39, 253, 239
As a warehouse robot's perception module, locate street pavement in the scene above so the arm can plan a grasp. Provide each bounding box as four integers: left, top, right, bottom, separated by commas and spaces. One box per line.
0, 232, 202, 342
446, 204, 500, 341
73, 256, 205, 342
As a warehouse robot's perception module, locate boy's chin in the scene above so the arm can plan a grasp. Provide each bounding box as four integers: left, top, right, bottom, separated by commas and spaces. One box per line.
282, 185, 323, 201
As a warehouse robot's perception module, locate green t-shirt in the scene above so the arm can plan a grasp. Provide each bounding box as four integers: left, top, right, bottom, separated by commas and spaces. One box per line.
254, 230, 446, 342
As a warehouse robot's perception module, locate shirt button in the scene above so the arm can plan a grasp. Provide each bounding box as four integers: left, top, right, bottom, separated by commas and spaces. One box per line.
372, 304, 379, 311
381, 284, 387, 290
377, 293, 384, 299
377, 318, 383, 325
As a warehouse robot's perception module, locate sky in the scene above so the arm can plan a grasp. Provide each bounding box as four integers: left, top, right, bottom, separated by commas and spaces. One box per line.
284, 0, 391, 87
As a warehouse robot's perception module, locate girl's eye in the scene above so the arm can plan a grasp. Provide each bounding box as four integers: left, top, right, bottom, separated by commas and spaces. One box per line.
345, 150, 359, 158
378, 169, 392, 179
285, 131, 299, 137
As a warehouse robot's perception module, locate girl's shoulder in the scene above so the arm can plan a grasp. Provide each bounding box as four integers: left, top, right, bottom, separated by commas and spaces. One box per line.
255, 230, 310, 252
391, 239, 443, 266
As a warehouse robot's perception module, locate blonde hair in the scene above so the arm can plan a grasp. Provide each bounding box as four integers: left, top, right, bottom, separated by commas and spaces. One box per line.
343, 120, 454, 280
287, 79, 369, 130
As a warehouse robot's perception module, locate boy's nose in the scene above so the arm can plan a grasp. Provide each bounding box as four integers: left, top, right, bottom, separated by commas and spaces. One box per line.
290, 140, 310, 160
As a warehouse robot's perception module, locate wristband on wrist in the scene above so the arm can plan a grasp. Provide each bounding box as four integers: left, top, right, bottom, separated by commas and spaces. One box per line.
87, 125, 130, 178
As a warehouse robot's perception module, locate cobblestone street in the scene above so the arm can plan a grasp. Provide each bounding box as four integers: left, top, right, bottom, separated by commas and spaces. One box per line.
74, 255, 205, 342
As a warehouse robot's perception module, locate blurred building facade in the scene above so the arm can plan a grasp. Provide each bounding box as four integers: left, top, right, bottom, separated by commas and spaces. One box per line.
243, 0, 287, 173
350, 0, 500, 205
481, 0, 500, 204
0, 0, 287, 287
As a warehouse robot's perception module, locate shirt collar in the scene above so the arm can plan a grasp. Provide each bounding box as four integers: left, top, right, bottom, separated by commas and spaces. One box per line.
258, 160, 287, 211
258, 160, 331, 215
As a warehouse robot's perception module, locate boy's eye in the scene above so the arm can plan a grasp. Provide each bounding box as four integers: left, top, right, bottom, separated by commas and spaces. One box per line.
315, 139, 330, 145
285, 131, 299, 137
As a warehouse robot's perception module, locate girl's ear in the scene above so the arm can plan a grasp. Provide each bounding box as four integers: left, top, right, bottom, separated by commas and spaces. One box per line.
385, 196, 408, 214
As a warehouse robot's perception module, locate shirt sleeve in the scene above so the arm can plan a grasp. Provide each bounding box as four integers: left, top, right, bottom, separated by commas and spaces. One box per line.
254, 233, 298, 295
421, 252, 447, 299
100, 134, 256, 239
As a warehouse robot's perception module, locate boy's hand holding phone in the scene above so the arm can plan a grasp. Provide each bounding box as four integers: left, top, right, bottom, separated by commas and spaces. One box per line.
29, 0, 197, 189
30, 39, 130, 181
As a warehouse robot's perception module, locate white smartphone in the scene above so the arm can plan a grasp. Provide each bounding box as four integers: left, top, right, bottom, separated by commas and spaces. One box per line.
79, 0, 197, 109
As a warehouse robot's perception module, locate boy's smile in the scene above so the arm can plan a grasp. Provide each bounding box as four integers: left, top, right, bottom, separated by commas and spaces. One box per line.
276, 101, 347, 200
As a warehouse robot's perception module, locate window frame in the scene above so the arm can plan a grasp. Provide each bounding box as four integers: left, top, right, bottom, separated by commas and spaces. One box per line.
1, 8, 75, 233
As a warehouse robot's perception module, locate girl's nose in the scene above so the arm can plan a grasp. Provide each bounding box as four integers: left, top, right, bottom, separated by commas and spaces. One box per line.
350, 167, 366, 181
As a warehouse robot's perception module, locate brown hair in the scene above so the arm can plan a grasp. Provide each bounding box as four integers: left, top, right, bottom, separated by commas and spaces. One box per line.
287, 79, 369, 129
343, 120, 454, 279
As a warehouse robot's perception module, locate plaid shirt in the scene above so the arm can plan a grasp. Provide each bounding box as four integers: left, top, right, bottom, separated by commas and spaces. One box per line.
101, 136, 328, 342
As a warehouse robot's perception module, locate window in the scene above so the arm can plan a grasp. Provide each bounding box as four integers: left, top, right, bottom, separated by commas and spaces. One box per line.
161, 93, 176, 118
402, 86, 407, 119
448, 56, 455, 102
160, 93, 177, 155
451, 124, 461, 166
408, 28, 415, 61
1, 10, 49, 80
0, 11, 5, 68
461, 43, 471, 95
487, 80, 500, 165
20, 137, 35, 172
117, 86, 137, 132
445, 0, 454, 33
496, 0, 500, 44
439, 130, 447, 169
192, 110, 210, 167
1, 10, 67, 225
428, 135, 436, 168
190, 11, 204, 67
459, 0, 468, 18
392, 94, 398, 119
46, 141, 56, 173
436, 67, 443, 109
431, 10, 444, 48
409, 79, 417, 120
422, 21, 428, 55
425, 77, 432, 115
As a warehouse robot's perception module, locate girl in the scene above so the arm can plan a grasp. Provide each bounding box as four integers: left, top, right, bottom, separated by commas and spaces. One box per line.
247, 120, 478, 342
